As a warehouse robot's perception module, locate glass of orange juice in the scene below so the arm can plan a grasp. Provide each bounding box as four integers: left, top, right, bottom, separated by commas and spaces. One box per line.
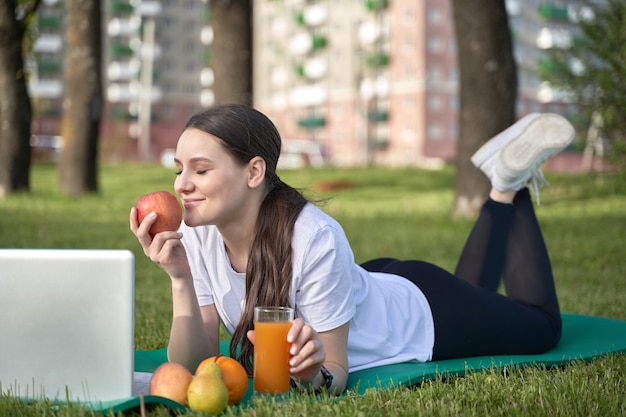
253, 306, 294, 395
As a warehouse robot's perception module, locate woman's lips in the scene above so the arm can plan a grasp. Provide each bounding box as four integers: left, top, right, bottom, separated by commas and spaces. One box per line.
183, 198, 203, 209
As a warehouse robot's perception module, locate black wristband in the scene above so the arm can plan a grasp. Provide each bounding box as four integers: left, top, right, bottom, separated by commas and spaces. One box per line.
317, 365, 334, 393
290, 365, 334, 394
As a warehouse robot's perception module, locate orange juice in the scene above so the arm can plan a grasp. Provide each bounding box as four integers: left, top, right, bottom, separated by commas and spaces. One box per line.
253, 321, 292, 394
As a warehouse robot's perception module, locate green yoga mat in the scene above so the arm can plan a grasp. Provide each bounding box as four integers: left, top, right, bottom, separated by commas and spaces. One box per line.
94, 314, 626, 413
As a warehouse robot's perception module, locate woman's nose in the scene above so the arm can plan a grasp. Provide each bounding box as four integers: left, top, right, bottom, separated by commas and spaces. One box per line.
174, 172, 192, 194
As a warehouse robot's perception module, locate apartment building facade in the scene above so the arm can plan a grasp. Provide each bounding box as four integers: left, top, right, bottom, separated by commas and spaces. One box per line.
253, 0, 591, 168
28, 0, 593, 166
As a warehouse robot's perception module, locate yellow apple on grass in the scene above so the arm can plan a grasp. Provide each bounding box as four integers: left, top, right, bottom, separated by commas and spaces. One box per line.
149, 362, 193, 406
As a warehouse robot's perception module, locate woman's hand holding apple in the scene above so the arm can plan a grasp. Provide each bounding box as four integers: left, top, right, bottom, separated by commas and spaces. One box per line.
131, 191, 190, 280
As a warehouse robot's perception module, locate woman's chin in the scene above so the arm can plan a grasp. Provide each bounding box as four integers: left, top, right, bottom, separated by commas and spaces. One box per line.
183, 215, 198, 227
183, 214, 212, 228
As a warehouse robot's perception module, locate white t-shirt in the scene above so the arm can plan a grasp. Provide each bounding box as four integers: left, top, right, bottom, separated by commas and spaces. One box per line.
180, 203, 434, 372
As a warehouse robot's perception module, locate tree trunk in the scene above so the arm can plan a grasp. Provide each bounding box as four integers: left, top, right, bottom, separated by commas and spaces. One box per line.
0, 0, 35, 197
209, 0, 253, 105
451, 0, 517, 218
59, 0, 102, 195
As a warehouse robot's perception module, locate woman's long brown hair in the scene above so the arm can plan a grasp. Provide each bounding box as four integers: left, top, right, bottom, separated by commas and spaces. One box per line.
184, 104, 307, 375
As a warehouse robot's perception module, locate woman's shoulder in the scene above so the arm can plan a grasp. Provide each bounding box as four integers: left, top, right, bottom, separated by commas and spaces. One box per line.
296, 202, 344, 234
296, 202, 341, 227
292, 203, 352, 255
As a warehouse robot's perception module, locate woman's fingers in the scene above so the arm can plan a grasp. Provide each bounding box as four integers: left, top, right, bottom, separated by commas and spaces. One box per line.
130, 208, 158, 250
288, 319, 325, 376
147, 231, 183, 262
129, 207, 139, 232
288, 319, 321, 358
246, 330, 255, 345
287, 318, 304, 345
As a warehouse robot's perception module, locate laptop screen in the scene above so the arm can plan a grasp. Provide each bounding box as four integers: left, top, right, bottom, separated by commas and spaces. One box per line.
0, 249, 135, 403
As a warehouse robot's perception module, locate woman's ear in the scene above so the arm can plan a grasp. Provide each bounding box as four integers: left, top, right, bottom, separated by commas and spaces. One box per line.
247, 156, 267, 189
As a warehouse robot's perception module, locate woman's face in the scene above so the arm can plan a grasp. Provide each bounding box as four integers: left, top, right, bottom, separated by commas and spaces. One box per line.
174, 128, 255, 228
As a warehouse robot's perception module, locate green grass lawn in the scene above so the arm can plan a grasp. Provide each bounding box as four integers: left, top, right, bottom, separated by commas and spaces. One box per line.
1, 163, 625, 416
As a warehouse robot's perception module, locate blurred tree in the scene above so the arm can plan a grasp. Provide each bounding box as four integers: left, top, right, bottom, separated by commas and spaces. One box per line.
209, 0, 252, 105
0, 0, 41, 197
451, 0, 517, 218
539, 0, 626, 169
59, 0, 102, 195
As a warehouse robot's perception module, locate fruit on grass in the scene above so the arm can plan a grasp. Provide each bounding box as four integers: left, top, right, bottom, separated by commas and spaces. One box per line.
196, 354, 249, 404
149, 362, 193, 406
135, 190, 183, 238
187, 363, 229, 414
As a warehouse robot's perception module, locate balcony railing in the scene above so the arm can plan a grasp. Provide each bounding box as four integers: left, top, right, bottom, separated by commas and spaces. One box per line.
365, 52, 390, 67
539, 4, 569, 21
298, 115, 326, 129
111, 1, 134, 13
37, 15, 61, 29
367, 109, 389, 122
364, 0, 389, 12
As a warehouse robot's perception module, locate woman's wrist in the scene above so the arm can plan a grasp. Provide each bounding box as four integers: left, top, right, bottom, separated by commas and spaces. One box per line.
170, 274, 194, 290
291, 365, 333, 394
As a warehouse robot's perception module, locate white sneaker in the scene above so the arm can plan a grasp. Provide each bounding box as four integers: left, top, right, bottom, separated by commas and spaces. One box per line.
471, 112, 542, 182
472, 113, 575, 204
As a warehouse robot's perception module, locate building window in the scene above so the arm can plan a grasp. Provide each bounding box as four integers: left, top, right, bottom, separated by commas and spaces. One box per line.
427, 36, 442, 53
162, 17, 174, 29
402, 38, 414, 54
401, 127, 415, 143
448, 39, 457, 55
428, 123, 442, 141
448, 67, 458, 82
402, 8, 415, 24
428, 95, 442, 111
185, 40, 196, 53
428, 65, 442, 80
157, 104, 172, 121
427, 6, 442, 25
449, 124, 458, 141
449, 95, 459, 111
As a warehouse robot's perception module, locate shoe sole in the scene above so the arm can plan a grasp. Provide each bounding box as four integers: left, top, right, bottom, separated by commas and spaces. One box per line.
470, 113, 541, 168
499, 113, 575, 171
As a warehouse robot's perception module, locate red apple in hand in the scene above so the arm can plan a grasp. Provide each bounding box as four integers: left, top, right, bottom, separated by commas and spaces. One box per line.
135, 191, 183, 238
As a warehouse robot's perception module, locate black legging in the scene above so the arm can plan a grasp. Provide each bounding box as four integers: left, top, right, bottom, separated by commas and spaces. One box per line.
360, 188, 562, 360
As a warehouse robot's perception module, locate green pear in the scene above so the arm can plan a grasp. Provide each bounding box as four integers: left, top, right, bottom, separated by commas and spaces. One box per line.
187, 364, 229, 414
197, 360, 222, 379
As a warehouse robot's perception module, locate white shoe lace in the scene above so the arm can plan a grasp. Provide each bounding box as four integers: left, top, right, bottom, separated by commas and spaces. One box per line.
529, 168, 549, 205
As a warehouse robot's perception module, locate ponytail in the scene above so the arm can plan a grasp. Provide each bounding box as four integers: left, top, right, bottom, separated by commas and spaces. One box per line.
229, 178, 307, 374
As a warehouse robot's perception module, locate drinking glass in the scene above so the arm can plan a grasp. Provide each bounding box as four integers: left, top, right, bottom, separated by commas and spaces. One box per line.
253, 306, 294, 394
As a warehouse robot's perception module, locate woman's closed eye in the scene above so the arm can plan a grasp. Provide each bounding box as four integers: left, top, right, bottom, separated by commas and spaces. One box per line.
175, 169, 209, 176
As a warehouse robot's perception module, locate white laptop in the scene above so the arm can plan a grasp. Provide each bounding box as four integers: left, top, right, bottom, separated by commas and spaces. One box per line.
0, 249, 135, 404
